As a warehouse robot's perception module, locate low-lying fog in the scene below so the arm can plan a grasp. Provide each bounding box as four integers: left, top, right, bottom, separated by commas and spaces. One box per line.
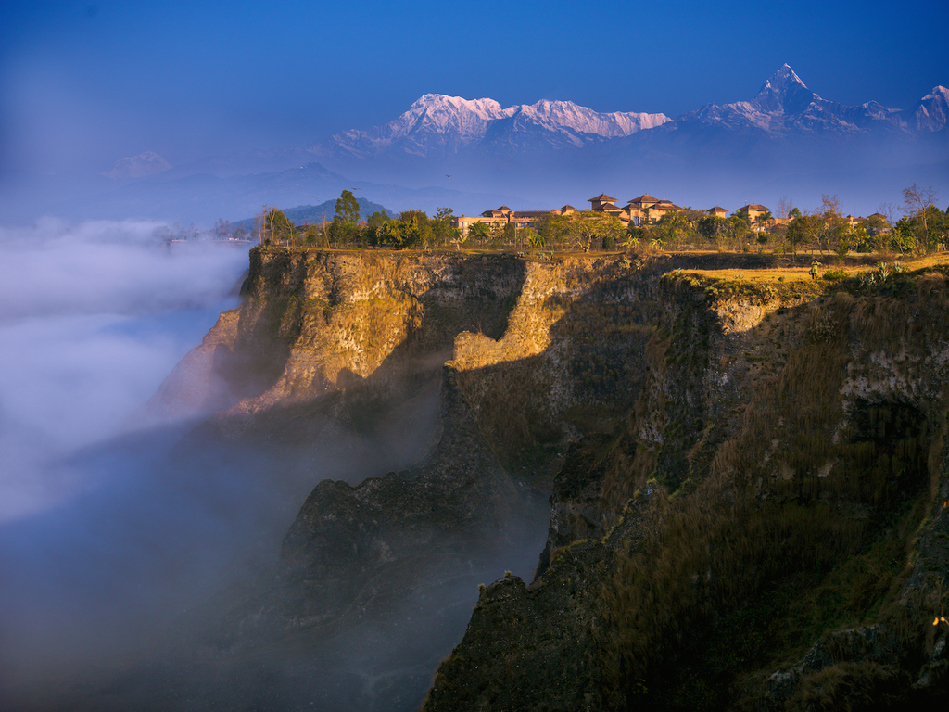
0, 221, 549, 711
0, 220, 254, 702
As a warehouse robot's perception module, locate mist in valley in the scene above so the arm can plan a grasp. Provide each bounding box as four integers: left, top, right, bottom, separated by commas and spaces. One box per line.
0, 220, 548, 711
0, 220, 252, 700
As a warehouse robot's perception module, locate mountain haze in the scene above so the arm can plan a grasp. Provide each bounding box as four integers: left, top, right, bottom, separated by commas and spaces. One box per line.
2, 65, 945, 225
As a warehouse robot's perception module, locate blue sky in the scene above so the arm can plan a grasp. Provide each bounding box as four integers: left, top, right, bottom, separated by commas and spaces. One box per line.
2, 0, 947, 178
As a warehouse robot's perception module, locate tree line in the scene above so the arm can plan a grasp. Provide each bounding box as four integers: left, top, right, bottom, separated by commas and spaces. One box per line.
245, 186, 947, 258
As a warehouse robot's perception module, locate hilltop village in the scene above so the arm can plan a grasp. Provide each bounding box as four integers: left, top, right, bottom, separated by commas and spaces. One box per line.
227, 185, 945, 257
454, 193, 770, 234
453, 193, 890, 239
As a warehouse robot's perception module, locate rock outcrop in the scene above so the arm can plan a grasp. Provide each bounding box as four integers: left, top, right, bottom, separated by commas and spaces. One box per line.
136, 248, 679, 710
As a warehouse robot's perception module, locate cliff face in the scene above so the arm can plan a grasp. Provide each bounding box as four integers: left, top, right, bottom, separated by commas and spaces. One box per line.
153, 249, 670, 477
143, 249, 949, 711
139, 248, 685, 710
424, 265, 949, 711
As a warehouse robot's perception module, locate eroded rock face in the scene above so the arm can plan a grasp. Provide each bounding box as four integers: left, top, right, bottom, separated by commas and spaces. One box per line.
424, 266, 949, 711
275, 366, 530, 631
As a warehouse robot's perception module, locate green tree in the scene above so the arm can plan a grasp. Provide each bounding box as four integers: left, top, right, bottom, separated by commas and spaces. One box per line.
523, 228, 544, 249
378, 210, 432, 248
501, 222, 516, 248
851, 224, 870, 253
926, 205, 949, 247
697, 215, 728, 251
679, 208, 707, 226
891, 219, 917, 255
755, 210, 773, 233
364, 210, 389, 246
569, 212, 597, 251
301, 223, 322, 246
727, 213, 752, 251
333, 190, 361, 245
786, 214, 821, 260
816, 194, 844, 254
367, 210, 388, 229
655, 211, 693, 249
832, 222, 855, 262
335, 189, 361, 225
864, 214, 889, 234
903, 183, 938, 253
430, 208, 455, 248
468, 221, 490, 249
265, 208, 293, 246
537, 214, 573, 251
624, 224, 649, 249
565, 212, 624, 251
404, 210, 433, 248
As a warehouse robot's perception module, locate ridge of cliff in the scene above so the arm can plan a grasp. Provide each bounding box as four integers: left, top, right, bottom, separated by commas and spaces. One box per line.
149, 248, 688, 478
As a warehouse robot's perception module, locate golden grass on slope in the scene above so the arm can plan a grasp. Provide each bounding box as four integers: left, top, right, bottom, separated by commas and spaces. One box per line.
685, 254, 949, 283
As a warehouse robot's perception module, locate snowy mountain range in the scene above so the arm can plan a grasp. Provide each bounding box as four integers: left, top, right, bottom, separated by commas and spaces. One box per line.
680, 64, 947, 135
289, 63, 948, 221
311, 64, 947, 163
312, 94, 670, 159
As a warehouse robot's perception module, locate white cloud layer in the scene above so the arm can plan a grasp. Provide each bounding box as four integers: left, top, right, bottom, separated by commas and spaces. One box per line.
0, 219, 247, 520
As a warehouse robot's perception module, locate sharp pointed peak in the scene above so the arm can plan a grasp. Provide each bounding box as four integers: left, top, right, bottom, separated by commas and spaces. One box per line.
749, 64, 817, 114
760, 64, 808, 92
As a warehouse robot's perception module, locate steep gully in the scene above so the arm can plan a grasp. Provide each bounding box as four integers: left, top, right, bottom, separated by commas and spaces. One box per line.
27, 249, 949, 710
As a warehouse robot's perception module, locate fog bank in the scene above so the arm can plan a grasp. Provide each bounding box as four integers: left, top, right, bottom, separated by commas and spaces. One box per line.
0, 219, 247, 520
0, 220, 251, 701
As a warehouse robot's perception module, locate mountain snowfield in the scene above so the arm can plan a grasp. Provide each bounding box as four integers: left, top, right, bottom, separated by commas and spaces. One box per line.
315, 93, 671, 157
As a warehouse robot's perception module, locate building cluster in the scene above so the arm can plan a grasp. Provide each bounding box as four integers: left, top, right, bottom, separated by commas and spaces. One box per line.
452, 194, 758, 236
451, 193, 888, 237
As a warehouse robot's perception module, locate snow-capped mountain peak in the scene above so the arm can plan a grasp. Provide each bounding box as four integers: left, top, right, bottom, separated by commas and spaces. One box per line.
392, 94, 513, 139
751, 63, 819, 115
914, 85, 949, 131
676, 63, 940, 135
759, 63, 807, 93
513, 99, 669, 137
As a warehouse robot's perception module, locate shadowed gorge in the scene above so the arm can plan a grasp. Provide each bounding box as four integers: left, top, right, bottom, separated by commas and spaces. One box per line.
6, 248, 949, 711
